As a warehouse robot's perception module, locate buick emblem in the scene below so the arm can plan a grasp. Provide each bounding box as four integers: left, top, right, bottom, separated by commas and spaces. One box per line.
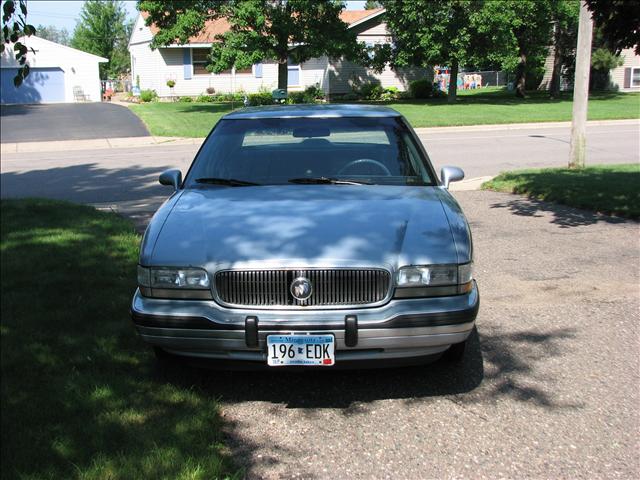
290, 276, 313, 301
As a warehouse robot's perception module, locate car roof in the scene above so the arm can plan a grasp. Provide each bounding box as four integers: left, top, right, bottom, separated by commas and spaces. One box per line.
223, 104, 402, 120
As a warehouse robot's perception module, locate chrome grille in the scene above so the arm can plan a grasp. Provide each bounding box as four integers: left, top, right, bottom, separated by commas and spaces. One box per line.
215, 269, 391, 307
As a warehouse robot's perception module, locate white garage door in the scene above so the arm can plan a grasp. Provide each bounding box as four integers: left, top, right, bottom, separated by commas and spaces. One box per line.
1, 67, 66, 104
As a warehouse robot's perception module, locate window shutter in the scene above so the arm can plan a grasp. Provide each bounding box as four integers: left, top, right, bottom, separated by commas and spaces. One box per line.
183, 49, 192, 80
254, 63, 263, 78
623, 67, 631, 88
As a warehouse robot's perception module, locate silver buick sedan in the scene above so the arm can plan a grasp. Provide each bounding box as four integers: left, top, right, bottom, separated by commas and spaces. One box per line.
131, 104, 479, 368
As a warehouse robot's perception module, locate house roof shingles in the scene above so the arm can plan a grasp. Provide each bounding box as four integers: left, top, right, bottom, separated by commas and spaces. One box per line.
140, 8, 383, 44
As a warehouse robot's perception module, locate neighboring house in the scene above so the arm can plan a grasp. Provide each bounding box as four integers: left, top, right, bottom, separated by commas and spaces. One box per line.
128, 8, 427, 98
610, 47, 640, 92
539, 44, 640, 93
0, 36, 107, 104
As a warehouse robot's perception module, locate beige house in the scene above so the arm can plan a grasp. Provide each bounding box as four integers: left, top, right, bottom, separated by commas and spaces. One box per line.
540, 44, 640, 93
128, 8, 426, 98
609, 47, 640, 92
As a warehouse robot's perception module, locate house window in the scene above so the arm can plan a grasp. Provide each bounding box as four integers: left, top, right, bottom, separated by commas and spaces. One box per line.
192, 49, 210, 75
632, 67, 640, 87
192, 48, 232, 75
288, 58, 300, 86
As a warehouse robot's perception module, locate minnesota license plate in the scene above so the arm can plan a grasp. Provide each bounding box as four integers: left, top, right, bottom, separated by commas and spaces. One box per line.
267, 334, 335, 366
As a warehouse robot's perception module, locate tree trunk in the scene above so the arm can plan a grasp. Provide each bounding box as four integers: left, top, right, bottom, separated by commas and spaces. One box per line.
515, 52, 527, 98
549, 46, 562, 97
568, 0, 593, 169
277, 58, 288, 91
447, 61, 459, 103
549, 24, 562, 98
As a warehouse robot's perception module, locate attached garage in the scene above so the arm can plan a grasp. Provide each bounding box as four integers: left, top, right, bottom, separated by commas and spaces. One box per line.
0, 36, 107, 105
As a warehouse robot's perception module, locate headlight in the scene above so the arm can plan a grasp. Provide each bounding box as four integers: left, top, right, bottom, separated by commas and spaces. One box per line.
396, 265, 457, 287
137, 266, 212, 299
394, 263, 473, 298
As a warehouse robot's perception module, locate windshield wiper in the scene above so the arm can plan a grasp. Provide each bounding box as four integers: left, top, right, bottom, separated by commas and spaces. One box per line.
195, 177, 261, 187
287, 177, 372, 185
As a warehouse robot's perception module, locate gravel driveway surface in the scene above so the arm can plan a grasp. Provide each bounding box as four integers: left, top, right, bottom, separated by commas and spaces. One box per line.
154, 190, 639, 479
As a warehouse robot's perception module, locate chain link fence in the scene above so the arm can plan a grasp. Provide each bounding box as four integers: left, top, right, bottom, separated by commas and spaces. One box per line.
458, 70, 509, 88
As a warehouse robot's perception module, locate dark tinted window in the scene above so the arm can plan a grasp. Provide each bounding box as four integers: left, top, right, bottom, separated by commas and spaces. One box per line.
184, 117, 436, 186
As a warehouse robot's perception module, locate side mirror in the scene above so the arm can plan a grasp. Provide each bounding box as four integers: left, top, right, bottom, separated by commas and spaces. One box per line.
440, 166, 464, 189
159, 169, 182, 191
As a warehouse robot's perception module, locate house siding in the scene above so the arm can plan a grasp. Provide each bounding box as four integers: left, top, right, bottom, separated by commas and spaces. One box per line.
129, 13, 154, 46
610, 47, 640, 91
128, 12, 428, 98
327, 21, 428, 95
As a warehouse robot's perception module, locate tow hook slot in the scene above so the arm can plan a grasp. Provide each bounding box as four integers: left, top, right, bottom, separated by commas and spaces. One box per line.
345, 315, 358, 347
245, 316, 259, 347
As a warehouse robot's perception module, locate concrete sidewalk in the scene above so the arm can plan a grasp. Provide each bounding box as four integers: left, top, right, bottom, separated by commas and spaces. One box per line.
2, 119, 637, 155
0, 135, 203, 154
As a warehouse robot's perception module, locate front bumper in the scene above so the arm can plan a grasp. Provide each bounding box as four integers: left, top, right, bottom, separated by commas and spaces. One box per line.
131, 281, 479, 366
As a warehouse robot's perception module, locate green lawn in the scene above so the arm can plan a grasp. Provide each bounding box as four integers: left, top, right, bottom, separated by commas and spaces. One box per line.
0, 199, 236, 480
482, 164, 640, 218
129, 89, 640, 137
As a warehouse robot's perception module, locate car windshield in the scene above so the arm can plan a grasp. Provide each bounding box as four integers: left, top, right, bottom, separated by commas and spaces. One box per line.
184, 116, 437, 187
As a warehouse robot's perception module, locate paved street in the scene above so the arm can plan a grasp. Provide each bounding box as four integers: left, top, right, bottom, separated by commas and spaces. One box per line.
422, 120, 640, 179
1, 120, 639, 478
1, 121, 638, 228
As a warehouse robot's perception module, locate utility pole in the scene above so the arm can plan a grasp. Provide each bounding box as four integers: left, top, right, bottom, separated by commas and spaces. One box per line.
568, 0, 593, 169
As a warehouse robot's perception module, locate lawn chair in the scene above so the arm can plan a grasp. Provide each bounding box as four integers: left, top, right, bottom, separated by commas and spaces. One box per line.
73, 86, 89, 102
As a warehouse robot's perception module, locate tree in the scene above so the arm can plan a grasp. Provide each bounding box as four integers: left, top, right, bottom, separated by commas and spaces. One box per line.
139, 0, 365, 91
36, 24, 70, 45
1, 0, 36, 86
71, 0, 132, 78
590, 46, 623, 90
364, 0, 382, 9
382, 0, 483, 103
585, 0, 640, 55
473, 0, 554, 98
548, 0, 580, 97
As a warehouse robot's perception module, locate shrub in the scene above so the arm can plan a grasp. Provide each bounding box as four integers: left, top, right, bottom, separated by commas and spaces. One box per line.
248, 91, 273, 106
304, 84, 324, 100
139, 89, 157, 102
409, 79, 433, 99
287, 91, 307, 104
196, 94, 214, 102
178, 96, 193, 103
214, 92, 245, 102
359, 82, 384, 100
379, 86, 400, 101
432, 86, 447, 98
341, 92, 360, 101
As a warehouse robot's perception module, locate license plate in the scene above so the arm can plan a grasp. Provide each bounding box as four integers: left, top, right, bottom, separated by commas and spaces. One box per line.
267, 334, 335, 367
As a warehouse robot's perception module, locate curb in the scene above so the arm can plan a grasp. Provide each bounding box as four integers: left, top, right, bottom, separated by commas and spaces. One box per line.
413, 118, 639, 135
1, 136, 204, 154
449, 176, 494, 191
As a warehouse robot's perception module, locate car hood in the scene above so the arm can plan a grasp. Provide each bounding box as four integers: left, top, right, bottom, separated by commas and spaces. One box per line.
143, 185, 468, 270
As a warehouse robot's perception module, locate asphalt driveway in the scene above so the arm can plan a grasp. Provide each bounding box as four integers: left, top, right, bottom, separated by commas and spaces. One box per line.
0, 103, 149, 143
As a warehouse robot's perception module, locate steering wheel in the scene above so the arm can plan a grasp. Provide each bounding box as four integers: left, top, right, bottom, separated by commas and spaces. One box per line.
337, 158, 392, 176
